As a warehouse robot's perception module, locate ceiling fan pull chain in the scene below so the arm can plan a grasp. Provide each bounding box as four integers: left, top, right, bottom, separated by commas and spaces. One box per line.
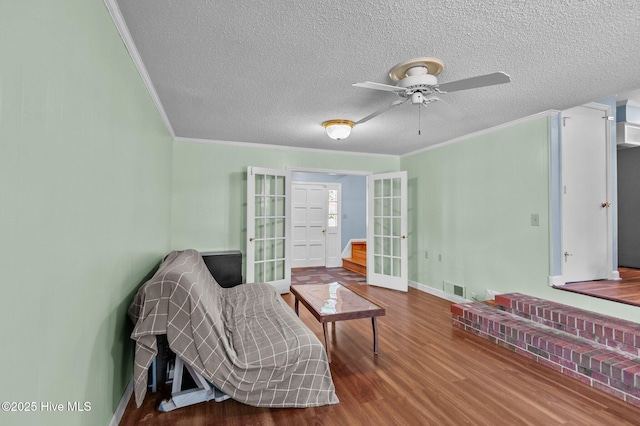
418, 104, 422, 135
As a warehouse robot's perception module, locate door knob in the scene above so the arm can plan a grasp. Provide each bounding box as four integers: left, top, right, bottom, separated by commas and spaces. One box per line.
601, 202, 611, 208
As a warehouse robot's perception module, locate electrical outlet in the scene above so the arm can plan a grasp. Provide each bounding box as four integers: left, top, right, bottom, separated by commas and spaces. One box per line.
425, 250, 429, 259
438, 254, 442, 262
485, 289, 500, 300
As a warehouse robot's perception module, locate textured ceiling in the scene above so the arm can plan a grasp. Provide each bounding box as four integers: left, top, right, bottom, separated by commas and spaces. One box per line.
113, 0, 640, 156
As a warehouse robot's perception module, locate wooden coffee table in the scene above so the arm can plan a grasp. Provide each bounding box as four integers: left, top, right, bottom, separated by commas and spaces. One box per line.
290, 282, 385, 362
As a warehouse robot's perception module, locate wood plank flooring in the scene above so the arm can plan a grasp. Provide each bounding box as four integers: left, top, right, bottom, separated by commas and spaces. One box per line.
119, 268, 640, 425
557, 267, 640, 307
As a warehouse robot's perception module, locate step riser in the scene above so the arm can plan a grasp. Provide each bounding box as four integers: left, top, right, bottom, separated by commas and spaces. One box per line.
495, 293, 640, 357
342, 259, 366, 275
452, 299, 640, 409
343, 241, 366, 276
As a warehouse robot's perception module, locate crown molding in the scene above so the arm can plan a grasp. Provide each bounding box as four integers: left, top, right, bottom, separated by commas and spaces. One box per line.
616, 99, 640, 108
401, 110, 562, 158
99, 6, 566, 160
173, 136, 400, 159
103, 0, 175, 138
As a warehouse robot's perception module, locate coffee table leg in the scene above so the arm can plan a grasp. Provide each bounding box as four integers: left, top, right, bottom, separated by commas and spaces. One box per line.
323, 323, 331, 363
294, 298, 299, 316
372, 317, 379, 355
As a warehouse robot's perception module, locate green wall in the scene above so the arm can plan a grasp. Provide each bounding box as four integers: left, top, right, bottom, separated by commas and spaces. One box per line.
170, 141, 398, 265
1, 3, 636, 425
0, 1, 173, 425
401, 117, 639, 322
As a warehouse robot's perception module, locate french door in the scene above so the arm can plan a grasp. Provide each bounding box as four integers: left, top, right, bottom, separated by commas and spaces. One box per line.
367, 171, 408, 292
246, 167, 291, 294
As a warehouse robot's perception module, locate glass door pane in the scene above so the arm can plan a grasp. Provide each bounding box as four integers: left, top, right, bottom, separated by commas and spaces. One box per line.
368, 172, 407, 292
246, 167, 291, 294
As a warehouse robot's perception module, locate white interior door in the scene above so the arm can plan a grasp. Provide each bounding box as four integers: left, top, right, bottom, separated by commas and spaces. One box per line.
246, 166, 291, 294
291, 183, 327, 268
561, 105, 611, 283
367, 171, 408, 292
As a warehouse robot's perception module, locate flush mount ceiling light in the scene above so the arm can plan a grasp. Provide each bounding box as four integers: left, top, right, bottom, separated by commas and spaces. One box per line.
322, 119, 354, 140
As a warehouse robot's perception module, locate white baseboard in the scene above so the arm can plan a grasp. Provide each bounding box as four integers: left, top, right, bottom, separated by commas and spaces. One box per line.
109, 377, 133, 426
548, 275, 565, 287
549, 271, 621, 287
409, 280, 470, 304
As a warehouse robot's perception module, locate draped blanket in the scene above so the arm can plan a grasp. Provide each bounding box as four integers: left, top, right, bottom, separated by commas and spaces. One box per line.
128, 249, 338, 408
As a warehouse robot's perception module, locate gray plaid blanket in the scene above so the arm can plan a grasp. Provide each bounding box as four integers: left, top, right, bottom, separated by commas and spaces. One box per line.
128, 249, 338, 408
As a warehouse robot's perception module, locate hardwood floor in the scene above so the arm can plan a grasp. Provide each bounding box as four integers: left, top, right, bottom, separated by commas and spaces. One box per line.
557, 267, 640, 307
119, 269, 640, 425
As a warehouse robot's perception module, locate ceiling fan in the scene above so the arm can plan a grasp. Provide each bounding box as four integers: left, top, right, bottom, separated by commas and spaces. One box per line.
352, 57, 511, 125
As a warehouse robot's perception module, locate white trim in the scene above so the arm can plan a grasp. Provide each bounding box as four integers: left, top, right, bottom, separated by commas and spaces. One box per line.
103, 0, 176, 138
409, 280, 470, 304
401, 110, 562, 158
178, 111, 562, 159
616, 99, 640, 108
548, 275, 565, 287
340, 238, 366, 259
289, 167, 372, 176
108, 377, 133, 426
174, 136, 398, 159
95, 12, 568, 162
549, 270, 619, 287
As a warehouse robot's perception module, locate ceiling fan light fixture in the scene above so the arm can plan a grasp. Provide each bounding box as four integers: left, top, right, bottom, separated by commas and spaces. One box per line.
322, 119, 354, 140
389, 57, 444, 81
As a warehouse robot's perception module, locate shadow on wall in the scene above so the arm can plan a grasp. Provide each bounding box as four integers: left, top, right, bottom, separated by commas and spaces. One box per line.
617, 146, 640, 268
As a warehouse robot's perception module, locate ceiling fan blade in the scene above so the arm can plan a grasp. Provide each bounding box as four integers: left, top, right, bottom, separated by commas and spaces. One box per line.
426, 97, 463, 121
352, 81, 406, 93
436, 72, 510, 93
355, 98, 409, 124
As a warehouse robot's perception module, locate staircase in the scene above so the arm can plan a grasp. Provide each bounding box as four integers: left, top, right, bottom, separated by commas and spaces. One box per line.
452, 293, 640, 409
342, 241, 366, 275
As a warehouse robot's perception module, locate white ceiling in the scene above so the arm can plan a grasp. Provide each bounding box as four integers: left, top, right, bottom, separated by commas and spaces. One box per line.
111, 0, 640, 156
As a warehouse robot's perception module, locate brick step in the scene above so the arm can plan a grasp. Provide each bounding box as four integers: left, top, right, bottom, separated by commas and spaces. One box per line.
451, 300, 640, 409
495, 293, 640, 357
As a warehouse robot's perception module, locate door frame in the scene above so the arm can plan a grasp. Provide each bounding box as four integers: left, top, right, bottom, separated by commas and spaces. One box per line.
289, 181, 343, 268
289, 167, 369, 270
255, 166, 407, 290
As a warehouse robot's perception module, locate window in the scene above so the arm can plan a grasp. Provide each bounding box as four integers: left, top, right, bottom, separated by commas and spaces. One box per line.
327, 189, 338, 228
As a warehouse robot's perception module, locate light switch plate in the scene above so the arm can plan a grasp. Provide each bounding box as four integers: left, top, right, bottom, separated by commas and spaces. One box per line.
531, 213, 540, 226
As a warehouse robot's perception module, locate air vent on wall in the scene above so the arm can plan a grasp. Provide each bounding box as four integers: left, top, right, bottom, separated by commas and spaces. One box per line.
443, 280, 465, 298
